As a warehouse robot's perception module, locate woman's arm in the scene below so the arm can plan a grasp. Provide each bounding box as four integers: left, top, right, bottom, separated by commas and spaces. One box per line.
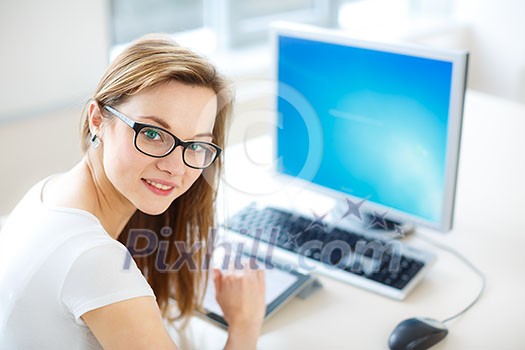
82, 268, 265, 350
82, 296, 177, 350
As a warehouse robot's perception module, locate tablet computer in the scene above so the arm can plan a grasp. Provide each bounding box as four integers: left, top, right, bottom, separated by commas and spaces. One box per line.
201, 255, 315, 328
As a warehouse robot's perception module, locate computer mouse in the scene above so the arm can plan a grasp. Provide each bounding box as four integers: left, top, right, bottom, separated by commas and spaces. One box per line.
388, 317, 448, 350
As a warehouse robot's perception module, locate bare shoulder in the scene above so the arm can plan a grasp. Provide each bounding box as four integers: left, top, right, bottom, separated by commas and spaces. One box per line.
82, 296, 177, 350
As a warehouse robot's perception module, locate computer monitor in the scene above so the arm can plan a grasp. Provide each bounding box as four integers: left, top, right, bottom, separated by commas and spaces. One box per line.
272, 23, 468, 232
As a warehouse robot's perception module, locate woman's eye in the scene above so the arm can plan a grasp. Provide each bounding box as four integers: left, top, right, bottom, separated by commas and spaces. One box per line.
143, 129, 161, 140
189, 143, 205, 152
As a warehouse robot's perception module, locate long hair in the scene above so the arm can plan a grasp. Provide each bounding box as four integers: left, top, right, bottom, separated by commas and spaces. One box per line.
80, 34, 233, 322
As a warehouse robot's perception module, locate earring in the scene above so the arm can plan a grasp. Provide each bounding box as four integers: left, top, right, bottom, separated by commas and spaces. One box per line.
91, 134, 101, 149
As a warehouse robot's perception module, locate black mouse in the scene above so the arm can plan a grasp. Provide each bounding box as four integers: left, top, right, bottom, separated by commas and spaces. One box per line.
388, 317, 448, 350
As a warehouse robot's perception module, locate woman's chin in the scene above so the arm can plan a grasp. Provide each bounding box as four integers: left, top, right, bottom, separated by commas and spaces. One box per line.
137, 204, 171, 216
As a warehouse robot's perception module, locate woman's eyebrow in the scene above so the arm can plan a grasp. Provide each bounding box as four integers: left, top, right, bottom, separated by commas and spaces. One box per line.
140, 116, 213, 139
193, 132, 214, 138
139, 115, 171, 129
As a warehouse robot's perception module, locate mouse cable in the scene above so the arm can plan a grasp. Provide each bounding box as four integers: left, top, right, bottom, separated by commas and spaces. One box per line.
414, 233, 486, 324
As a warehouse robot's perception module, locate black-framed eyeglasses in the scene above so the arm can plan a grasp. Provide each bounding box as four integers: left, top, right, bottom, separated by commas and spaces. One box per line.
104, 105, 221, 169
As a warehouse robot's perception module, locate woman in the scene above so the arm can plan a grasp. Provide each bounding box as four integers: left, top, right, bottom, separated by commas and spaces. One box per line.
0, 34, 265, 349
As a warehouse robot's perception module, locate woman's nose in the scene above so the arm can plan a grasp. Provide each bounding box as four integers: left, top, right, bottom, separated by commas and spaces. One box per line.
156, 146, 186, 176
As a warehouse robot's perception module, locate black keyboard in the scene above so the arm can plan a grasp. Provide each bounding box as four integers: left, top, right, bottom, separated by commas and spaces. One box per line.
223, 204, 431, 297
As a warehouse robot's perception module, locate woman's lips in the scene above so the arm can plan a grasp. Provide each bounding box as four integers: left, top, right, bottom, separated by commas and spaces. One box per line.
142, 178, 177, 196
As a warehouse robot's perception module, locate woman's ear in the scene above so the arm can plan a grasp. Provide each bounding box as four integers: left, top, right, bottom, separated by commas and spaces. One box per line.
87, 100, 103, 135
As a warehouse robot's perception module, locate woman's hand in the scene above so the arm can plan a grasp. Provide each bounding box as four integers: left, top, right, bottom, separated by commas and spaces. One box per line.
213, 263, 266, 350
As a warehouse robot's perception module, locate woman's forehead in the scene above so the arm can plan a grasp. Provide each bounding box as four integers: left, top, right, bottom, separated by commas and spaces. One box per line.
121, 82, 218, 137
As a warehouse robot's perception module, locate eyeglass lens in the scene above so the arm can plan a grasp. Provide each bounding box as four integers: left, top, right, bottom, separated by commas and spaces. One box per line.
136, 126, 217, 168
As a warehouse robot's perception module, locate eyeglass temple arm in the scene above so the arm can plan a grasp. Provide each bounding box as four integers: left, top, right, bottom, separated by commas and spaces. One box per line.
104, 105, 136, 128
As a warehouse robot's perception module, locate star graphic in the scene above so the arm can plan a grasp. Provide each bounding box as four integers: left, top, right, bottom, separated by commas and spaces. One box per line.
306, 210, 328, 231
284, 231, 301, 247
341, 197, 368, 221
392, 224, 406, 239
367, 210, 389, 230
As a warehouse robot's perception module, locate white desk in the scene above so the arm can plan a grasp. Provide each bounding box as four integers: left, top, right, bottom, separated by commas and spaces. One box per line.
166, 91, 525, 349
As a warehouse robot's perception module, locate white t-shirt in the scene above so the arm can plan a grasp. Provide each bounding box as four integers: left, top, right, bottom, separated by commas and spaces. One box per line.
0, 177, 155, 349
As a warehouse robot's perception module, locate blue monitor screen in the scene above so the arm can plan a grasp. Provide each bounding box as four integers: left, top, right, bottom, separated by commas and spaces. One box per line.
277, 35, 454, 224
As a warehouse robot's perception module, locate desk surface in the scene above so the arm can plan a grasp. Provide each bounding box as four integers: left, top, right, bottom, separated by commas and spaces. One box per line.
166, 90, 525, 349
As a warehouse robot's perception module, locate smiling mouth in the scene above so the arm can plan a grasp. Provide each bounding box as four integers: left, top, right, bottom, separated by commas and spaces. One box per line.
143, 179, 174, 191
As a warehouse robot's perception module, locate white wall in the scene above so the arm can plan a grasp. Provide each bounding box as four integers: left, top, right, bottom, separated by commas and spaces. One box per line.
0, 107, 84, 215
0, 0, 110, 120
454, 0, 525, 103
0, 0, 110, 215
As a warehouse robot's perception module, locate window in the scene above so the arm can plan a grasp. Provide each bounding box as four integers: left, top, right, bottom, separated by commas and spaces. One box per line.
111, 0, 204, 46
109, 0, 454, 65
110, 0, 346, 51
215, 0, 339, 48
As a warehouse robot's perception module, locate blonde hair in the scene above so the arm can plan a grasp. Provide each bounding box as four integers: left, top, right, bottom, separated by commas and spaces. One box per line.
80, 34, 233, 321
